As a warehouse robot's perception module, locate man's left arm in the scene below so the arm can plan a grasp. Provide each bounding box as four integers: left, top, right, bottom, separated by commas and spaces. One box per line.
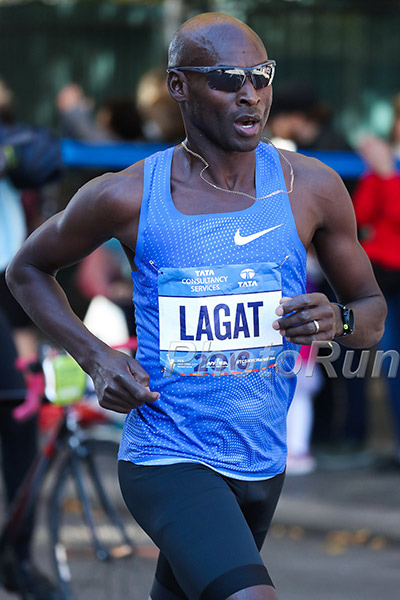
273, 165, 387, 348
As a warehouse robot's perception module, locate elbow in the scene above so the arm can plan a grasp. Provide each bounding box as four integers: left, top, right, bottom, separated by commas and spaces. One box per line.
373, 324, 386, 347
371, 295, 388, 346
5, 252, 30, 297
350, 294, 387, 349
5, 258, 18, 295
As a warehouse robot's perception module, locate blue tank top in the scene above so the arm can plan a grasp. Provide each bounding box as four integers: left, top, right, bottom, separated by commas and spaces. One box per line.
118, 141, 307, 479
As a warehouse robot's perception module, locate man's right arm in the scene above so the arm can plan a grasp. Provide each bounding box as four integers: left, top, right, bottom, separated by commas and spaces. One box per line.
6, 167, 160, 413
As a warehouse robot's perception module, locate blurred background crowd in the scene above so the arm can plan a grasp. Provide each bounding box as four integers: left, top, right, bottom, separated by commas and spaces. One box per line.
0, 1, 399, 598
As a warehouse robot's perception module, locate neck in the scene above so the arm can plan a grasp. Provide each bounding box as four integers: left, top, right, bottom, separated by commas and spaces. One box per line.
182, 135, 258, 192
178, 136, 294, 203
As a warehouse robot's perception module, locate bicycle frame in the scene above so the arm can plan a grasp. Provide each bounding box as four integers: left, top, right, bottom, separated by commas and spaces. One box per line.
0, 412, 67, 570
0, 337, 137, 598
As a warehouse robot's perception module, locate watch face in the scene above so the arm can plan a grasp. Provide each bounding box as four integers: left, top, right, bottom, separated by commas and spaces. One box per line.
332, 302, 354, 337
342, 306, 355, 336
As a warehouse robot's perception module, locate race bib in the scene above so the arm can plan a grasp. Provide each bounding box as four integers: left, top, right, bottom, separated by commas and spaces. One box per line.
158, 263, 283, 376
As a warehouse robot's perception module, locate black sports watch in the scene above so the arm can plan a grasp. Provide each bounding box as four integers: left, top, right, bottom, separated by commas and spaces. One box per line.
332, 303, 355, 337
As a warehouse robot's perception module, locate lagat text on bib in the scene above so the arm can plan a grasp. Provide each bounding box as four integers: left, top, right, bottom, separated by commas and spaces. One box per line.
158, 263, 283, 376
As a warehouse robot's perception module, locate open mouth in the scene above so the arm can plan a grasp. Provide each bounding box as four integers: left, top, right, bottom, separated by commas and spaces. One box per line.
234, 116, 261, 134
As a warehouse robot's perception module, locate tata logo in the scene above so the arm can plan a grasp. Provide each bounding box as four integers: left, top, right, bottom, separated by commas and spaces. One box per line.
239, 268, 257, 287
240, 268, 255, 280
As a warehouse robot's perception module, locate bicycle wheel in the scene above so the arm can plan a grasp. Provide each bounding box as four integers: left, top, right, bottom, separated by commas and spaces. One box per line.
48, 438, 140, 600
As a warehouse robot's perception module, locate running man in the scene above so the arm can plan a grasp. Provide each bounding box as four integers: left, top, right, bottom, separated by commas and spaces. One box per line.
7, 13, 386, 600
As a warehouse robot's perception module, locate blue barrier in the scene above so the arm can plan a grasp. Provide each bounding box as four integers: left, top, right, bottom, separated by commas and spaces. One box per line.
61, 139, 400, 178
61, 139, 170, 169
298, 150, 366, 178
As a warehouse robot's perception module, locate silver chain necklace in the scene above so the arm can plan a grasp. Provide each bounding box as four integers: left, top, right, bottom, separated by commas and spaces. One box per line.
181, 137, 294, 201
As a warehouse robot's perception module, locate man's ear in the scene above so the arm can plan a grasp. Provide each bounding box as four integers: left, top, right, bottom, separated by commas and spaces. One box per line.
167, 71, 189, 103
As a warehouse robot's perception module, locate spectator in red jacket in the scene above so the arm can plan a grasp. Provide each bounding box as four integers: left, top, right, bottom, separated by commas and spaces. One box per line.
353, 104, 400, 468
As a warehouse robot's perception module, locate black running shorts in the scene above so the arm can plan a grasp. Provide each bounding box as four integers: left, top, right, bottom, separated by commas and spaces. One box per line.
118, 460, 285, 600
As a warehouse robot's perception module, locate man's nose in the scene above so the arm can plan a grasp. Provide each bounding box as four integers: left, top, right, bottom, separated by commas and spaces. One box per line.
237, 77, 260, 105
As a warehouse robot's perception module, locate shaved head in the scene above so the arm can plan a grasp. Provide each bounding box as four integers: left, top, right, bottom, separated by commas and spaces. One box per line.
168, 12, 266, 68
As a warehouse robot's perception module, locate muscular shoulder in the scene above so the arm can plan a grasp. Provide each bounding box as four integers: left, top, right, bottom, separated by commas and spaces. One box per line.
64, 160, 145, 240
78, 161, 144, 219
280, 149, 345, 202
282, 150, 352, 216
279, 149, 355, 248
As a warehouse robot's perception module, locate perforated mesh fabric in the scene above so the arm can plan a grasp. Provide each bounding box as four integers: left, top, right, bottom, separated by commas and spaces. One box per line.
118, 142, 306, 479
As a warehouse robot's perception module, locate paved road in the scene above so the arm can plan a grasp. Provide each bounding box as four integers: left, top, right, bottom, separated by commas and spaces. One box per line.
1, 477, 398, 600
264, 526, 399, 600
0, 522, 398, 600
1, 417, 399, 600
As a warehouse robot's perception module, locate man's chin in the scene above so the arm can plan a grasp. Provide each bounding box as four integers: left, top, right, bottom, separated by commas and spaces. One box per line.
205, 129, 261, 154
230, 135, 262, 153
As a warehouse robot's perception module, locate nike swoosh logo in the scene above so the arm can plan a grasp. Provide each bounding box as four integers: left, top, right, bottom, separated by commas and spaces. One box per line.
234, 224, 283, 246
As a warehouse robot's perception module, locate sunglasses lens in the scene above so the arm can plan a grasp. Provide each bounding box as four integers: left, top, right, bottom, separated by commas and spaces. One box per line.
205, 63, 275, 92
251, 65, 274, 89
206, 71, 243, 92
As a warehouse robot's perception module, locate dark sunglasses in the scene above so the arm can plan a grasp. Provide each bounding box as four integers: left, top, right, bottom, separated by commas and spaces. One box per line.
167, 61, 276, 93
